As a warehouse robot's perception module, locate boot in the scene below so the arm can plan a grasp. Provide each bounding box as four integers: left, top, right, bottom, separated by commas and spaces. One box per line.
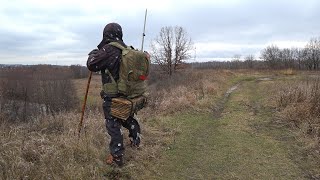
106, 154, 124, 167
130, 136, 140, 148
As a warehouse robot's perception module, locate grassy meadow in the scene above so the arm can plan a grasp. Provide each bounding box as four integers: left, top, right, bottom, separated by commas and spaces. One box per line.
1, 68, 320, 179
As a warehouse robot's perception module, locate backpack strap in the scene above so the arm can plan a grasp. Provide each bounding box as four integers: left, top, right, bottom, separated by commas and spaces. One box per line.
102, 69, 118, 95
109, 42, 130, 56
109, 42, 125, 50
105, 69, 117, 84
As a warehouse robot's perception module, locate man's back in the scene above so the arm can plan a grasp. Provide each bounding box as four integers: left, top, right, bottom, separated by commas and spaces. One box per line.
86, 22, 142, 167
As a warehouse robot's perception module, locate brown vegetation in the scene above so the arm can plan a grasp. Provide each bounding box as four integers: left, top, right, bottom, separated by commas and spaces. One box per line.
0, 65, 85, 122
146, 69, 234, 115
0, 67, 235, 179
276, 76, 320, 149
261, 37, 320, 70
1, 64, 320, 179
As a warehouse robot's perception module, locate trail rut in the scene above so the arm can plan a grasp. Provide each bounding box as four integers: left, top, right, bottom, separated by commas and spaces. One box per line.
150, 77, 311, 179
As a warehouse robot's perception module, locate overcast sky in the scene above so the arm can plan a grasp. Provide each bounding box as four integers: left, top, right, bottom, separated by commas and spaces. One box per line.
0, 0, 319, 65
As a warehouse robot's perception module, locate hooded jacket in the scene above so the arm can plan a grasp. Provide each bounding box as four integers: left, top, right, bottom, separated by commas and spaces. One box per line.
87, 23, 127, 90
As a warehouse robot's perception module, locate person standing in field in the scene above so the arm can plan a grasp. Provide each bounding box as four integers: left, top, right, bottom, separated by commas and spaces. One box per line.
86, 23, 141, 167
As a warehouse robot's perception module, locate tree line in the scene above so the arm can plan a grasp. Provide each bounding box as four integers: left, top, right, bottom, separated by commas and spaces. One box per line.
150, 25, 320, 72
192, 37, 320, 70
0, 65, 88, 122
261, 37, 320, 70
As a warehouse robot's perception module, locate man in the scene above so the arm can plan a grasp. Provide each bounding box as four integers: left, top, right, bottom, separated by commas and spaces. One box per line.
86, 23, 141, 167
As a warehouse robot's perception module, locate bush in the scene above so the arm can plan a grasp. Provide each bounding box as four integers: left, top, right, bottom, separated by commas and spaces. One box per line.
276, 77, 320, 140
146, 69, 233, 115
0, 65, 79, 122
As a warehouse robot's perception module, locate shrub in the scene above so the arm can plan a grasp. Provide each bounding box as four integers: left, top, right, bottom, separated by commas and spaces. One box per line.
280, 68, 296, 76
146, 69, 233, 115
0, 65, 79, 123
276, 77, 320, 140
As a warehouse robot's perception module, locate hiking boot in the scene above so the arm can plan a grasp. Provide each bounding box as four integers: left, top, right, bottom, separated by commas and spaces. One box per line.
113, 156, 124, 167
130, 137, 140, 148
106, 154, 124, 167
106, 154, 113, 164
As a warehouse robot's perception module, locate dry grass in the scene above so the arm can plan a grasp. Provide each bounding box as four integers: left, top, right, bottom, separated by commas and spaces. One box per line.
73, 74, 102, 111
275, 77, 320, 149
0, 109, 176, 179
2, 69, 320, 179
0, 69, 236, 179
146, 69, 235, 115
280, 68, 296, 76
74, 70, 236, 116
0, 111, 103, 179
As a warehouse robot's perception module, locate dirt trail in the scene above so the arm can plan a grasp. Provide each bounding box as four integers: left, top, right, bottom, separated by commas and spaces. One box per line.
213, 77, 273, 118
149, 78, 312, 179
212, 83, 240, 118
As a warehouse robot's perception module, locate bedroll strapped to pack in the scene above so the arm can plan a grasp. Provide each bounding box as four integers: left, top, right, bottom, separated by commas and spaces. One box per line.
110, 96, 147, 120
102, 42, 150, 99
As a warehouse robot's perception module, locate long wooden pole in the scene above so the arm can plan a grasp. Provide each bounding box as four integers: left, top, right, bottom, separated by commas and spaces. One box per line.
78, 71, 92, 138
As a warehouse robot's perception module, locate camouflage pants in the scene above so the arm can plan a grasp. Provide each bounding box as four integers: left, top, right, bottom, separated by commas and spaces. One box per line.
103, 97, 141, 158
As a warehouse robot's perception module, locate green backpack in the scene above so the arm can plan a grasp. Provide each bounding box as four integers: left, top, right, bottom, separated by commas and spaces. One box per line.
103, 42, 150, 99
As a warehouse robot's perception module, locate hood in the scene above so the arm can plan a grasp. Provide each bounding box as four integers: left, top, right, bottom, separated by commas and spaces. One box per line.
97, 23, 124, 49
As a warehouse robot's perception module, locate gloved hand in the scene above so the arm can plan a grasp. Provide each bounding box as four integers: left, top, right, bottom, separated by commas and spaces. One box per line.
100, 90, 108, 99
88, 49, 99, 55
87, 49, 100, 72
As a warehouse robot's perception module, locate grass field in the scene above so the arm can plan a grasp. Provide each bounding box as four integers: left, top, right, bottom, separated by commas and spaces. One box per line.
1, 69, 320, 179
146, 77, 319, 179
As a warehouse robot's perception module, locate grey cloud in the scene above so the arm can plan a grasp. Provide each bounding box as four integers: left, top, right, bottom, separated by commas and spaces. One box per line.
163, 0, 320, 44
198, 48, 262, 59
0, 30, 44, 55
1, 0, 320, 64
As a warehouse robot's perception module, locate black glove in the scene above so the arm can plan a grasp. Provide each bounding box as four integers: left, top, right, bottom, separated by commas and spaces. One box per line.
100, 90, 107, 99
88, 49, 99, 55
87, 49, 100, 72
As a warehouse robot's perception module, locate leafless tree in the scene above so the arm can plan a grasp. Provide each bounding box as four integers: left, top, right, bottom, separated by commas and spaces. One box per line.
280, 48, 295, 69
232, 54, 241, 61
244, 54, 254, 69
261, 45, 281, 69
290, 48, 301, 70
70, 65, 89, 79
0, 65, 79, 122
305, 37, 320, 70
151, 26, 193, 75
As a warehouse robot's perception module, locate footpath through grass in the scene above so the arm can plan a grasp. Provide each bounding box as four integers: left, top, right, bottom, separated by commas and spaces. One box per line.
141, 76, 317, 179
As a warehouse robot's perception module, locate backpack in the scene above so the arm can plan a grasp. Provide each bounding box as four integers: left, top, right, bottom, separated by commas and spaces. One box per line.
103, 42, 150, 99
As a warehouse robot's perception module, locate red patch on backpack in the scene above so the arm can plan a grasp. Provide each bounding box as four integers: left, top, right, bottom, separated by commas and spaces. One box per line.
139, 75, 147, 80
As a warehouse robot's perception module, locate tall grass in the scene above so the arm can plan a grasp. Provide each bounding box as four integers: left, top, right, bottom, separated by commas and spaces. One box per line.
146, 69, 234, 115
0, 68, 235, 179
0, 66, 79, 122
276, 77, 320, 143
0, 111, 108, 179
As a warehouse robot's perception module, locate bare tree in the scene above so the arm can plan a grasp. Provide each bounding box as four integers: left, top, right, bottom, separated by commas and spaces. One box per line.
0, 65, 78, 122
261, 45, 281, 69
70, 65, 89, 79
244, 54, 254, 69
232, 54, 241, 61
151, 26, 193, 75
281, 48, 294, 69
290, 48, 301, 70
305, 37, 320, 70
